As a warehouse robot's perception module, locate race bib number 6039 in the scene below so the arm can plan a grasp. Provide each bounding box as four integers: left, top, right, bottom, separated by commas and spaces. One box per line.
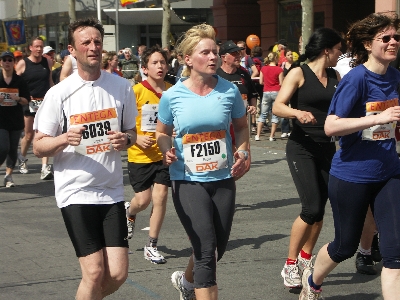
70, 108, 119, 155
182, 130, 228, 173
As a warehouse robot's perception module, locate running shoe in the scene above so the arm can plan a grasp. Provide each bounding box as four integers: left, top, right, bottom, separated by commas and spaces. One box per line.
124, 202, 135, 239
18, 158, 28, 174
40, 165, 53, 180
281, 262, 302, 288
269, 137, 276, 141
298, 254, 314, 278
355, 252, 377, 275
299, 267, 322, 300
144, 246, 166, 264
281, 133, 289, 138
254, 135, 260, 141
4, 176, 15, 188
371, 233, 382, 263
171, 271, 195, 300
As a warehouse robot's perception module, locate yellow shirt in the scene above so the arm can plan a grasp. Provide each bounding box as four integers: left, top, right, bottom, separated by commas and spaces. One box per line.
127, 81, 172, 163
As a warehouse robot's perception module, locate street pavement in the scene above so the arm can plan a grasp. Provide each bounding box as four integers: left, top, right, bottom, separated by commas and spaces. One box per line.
0, 131, 383, 300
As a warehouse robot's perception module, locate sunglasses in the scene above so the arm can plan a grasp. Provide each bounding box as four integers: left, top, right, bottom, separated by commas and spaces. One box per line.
377, 34, 400, 43
1, 58, 13, 62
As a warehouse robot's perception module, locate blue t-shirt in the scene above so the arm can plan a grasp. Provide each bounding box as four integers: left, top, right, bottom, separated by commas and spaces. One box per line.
328, 64, 400, 183
158, 75, 246, 182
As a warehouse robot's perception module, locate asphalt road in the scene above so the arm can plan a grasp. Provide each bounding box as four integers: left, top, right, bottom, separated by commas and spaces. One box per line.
0, 132, 383, 300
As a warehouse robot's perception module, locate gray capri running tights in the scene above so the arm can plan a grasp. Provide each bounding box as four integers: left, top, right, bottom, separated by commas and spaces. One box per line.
171, 178, 236, 289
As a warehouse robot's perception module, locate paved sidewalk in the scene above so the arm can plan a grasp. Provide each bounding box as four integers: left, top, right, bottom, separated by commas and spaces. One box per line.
0, 132, 383, 299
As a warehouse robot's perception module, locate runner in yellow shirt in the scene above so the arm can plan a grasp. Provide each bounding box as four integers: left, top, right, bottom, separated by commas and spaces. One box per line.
125, 46, 172, 264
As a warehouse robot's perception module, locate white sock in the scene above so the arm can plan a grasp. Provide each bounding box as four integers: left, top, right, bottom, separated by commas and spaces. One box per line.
42, 164, 48, 171
358, 246, 372, 256
182, 274, 194, 290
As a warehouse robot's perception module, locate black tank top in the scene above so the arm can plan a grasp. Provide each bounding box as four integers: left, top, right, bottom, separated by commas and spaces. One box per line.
289, 64, 338, 143
21, 57, 50, 98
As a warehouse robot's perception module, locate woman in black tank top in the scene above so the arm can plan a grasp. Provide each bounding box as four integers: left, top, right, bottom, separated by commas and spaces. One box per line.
272, 28, 342, 291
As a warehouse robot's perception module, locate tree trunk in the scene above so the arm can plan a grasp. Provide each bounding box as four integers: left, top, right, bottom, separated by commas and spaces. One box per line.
161, 0, 171, 48
301, 0, 313, 54
69, 0, 77, 23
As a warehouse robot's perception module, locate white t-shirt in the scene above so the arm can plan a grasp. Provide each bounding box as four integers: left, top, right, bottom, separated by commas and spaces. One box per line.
34, 71, 137, 208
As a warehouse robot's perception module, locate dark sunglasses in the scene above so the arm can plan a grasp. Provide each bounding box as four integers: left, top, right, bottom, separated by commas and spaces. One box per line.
1, 58, 13, 62
377, 34, 400, 43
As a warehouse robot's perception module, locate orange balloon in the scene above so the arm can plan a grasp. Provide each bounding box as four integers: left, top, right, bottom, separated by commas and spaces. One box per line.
246, 34, 260, 49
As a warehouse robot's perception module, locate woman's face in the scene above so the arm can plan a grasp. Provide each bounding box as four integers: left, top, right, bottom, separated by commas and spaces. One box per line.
327, 42, 342, 67
109, 55, 119, 69
285, 51, 293, 62
368, 26, 399, 64
185, 38, 218, 76
1, 56, 15, 71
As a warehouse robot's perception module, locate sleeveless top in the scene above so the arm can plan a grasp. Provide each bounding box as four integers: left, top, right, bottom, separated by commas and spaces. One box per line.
289, 64, 338, 143
21, 57, 50, 98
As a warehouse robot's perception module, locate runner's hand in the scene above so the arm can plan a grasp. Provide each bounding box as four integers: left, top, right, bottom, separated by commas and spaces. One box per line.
136, 134, 155, 149
107, 130, 127, 151
67, 126, 85, 146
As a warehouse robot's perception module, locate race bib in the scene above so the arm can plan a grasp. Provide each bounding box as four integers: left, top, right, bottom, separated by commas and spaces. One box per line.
0, 88, 18, 106
362, 99, 398, 141
70, 108, 119, 155
141, 103, 158, 132
29, 98, 44, 112
182, 130, 228, 173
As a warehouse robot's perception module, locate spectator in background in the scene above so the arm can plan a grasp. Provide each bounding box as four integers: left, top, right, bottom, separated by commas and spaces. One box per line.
277, 39, 288, 66
237, 41, 256, 76
119, 47, 139, 85
102, 51, 122, 76
250, 46, 264, 78
43, 46, 55, 69
13, 51, 23, 65
137, 44, 147, 80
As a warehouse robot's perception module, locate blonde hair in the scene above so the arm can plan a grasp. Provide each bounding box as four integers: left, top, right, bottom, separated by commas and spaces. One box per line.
175, 24, 215, 78
264, 52, 278, 65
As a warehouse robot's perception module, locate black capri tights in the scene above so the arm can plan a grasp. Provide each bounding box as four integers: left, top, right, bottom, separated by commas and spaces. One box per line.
171, 178, 236, 289
328, 174, 400, 269
286, 138, 336, 225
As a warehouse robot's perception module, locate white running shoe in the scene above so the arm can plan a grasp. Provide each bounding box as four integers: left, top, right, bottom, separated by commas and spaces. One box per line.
40, 165, 53, 180
297, 254, 314, 278
298, 267, 322, 300
18, 158, 28, 174
4, 176, 15, 188
171, 271, 195, 300
281, 262, 302, 288
254, 135, 260, 141
144, 246, 166, 264
124, 202, 135, 239
281, 133, 288, 138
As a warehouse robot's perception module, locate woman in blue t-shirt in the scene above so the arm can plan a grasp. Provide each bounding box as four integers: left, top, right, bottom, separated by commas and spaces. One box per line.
300, 13, 400, 299
156, 24, 249, 300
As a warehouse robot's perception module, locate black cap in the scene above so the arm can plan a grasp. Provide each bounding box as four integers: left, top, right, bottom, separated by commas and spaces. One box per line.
216, 39, 222, 46
0, 51, 14, 59
277, 39, 288, 46
219, 40, 244, 56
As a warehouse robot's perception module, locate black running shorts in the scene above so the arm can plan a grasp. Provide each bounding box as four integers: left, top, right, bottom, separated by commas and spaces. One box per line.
61, 202, 129, 257
128, 160, 170, 193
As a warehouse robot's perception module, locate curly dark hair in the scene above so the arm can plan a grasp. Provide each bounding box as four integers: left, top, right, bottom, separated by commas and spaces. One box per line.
141, 46, 168, 69
346, 12, 400, 66
68, 18, 104, 47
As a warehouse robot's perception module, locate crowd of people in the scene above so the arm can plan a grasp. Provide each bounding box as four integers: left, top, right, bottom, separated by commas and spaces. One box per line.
1, 11, 400, 300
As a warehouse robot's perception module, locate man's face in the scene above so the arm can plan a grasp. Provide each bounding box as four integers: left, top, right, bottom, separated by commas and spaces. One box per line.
45, 51, 55, 60
223, 51, 241, 67
237, 43, 246, 58
29, 39, 44, 58
69, 26, 103, 71
124, 51, 131, 60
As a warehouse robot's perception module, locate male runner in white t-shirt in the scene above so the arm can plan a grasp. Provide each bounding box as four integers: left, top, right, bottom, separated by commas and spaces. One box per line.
33, 18, 138, 299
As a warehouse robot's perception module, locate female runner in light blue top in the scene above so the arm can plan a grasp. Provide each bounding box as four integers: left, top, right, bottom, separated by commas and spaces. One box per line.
156, 24, 249, 300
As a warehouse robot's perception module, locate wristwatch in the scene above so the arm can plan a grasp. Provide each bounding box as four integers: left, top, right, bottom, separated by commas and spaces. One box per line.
237, 150, 249, 161
126, 133, 132, 145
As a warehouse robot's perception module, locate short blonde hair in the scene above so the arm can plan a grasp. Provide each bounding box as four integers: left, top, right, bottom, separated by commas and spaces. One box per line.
175, 24, 215, 78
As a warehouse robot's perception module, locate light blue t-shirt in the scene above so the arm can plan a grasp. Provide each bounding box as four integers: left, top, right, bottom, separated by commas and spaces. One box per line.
158, 75, 246, 182
328, 65, 400, 183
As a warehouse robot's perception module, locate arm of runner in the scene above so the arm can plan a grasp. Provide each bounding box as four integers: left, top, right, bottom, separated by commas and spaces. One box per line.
156, 121, 177, 165
60, 56, 72, 81
33, 126, 84, 158
107, 128, 137, 151
15, 59, 25, 76
231, 114, 249, 178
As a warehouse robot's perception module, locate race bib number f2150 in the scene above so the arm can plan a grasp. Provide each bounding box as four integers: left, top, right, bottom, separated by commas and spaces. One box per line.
182, 130, 228, 173
70, 108, 119, 155
0, 88, 18, 106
